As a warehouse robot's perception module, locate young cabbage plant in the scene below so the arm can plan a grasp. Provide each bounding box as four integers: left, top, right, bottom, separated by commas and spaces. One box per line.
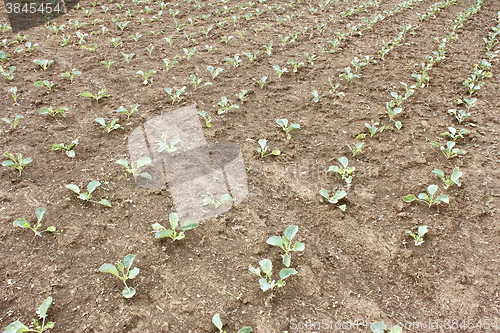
370, 321, 403, 333
319, 189, 347, 211
203, 193, 232, 208
2, 115, 23, 128
441, 127, 469, 141
95, 117, 121, 133
100, 254, 139, 298
207, 66, 223, 80
51, 139, 78, 158
237, 90, 248, 103
101, 59, 115, 70
190, 74, 211, 90
136, 69, 156, 85
403, 185, 449, 207
272, 64, 288, 78
249, 259, 297, 292
34, 80, 55, 91
116, 157, 152, 180
4, 297, 54, 333
407, 226, 428, 246
13, 207, 55, 238
122, 52, 136, 63
80, 87, 109, 102
253, 76, 267, 89
328, 157, 355, 184
117, 103, 139, 119
276, 119, 300, 140
33, 59, 54, 70
2, 152, 32, 175
430, 141, 466, 159
432, 166, 462, 189
266, 225, 305, 267
39, 106, 68, 119
152, 212, 198, 241
447, 108, 470, 124
158, 133, 179, 154
1, 65, 15, 81
212, 314, 252, 333
65, 181, 112, 207
339, 67, 359, 82
164, 86, 186, 104
61, 68, 81, 83
217, 97, 239, 114
346, 141, 364, 156
365, 120, 386, 137
198, 111, 212, 128
256, 139, 280, 158
311, 90, 323, 103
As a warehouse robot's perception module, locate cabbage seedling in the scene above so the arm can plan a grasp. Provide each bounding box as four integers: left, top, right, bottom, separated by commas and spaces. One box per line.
4, 297, 54, 333
311, 90, 323, 103
207, 66, 223, 79
212, 314, 252, 333
245, 51, 259, 62
364, 120, 387, 137
249, 259, 297, 292
204, 193, 232, 208
95, 117, 121, 133
80, 87, 109, 102
319, 189, 347, 211
276, 119, 300, 140
346, 142, 364, 156
237, 90, 248, 103
34, 80, 55, 91
10, 87, 19, 105
266, 225, 305, 267
2, 152, 31, 175
432, 166, 462, 189
33, 59, 54, 70
287, 59, 305, 72
198, 111, 212, 128
39, 106, 68, 119
164, 86, 186, 104
158, 133, 179, 154
66, 181, 112, 207
117, 104, 139, 119
1, 65, 15, 81
136, 69, 155, 85
403, 185, 449, 207
116, 157, 152, 180
226, 55, 241, 68
407, 226, 428, 246
263, 43, 273, 56
256, 139, 280, 158
253, 76, 267, 88
217, 97, 239, 114
430, 141, 466, 159
190, 74, 211, 90
122, 52, 135, 63
152, 212, 198, 241
100, 254, 139, 298
447, 109, 470, 124
328, 157, 354, 184
441, 127, 469, 141
2, 115, 23, 128
101, 59, 114, 71
51, 139, 78, 158
61, 68, 81, 83
13, 207, 55, 238
272, 64, 288, 78
339, 67, 359, 82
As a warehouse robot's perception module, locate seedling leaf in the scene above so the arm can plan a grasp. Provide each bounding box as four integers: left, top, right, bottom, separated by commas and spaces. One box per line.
99, 263, 119, 276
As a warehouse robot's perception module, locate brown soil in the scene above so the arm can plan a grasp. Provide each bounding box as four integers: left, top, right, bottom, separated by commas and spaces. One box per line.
1, 0, 500, 332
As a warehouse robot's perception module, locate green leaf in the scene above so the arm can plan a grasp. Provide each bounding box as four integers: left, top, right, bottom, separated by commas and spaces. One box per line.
115, 159, 129, 168
182, 221, 199, 231
138, 172, 152, 180
169, 212, 179, 230
95, 117, 106, 126
35, 207, 45, 223
237, 327, 253, 333
331, 190, 347, 202
427, 184, 438, 196
248, 265, 261, 276
338, 204, 346, 211
279, 268, 297, 279
327, 165, 340, 173
212, 314, 223, 331
418, 193, 429, 201
66, 184, 80, 194
122, 286, 136, 298
151, 223, 164, 230
117, 262, 124, 273
66, 151, 76, 158
128, 267, 140, 279
46, 226, 56, 232
155, 229, 173, 239
432, 169, 444, 179
318, 188, 329, 199
284, 225, 298, 241
370, 321, 386, 333
99, 199, 112, 207
4, 320, 30, 333
220, 193, 232, 203
13, 218, 31, 229
37, 296, 53, 319
283, 253, 291, 267
80, 91, 94, 98
136, 156, 151, 168
389, 326, 403, 333
100, 264, 119, 276
87, 180, 101, 194
259, 278, 274, 292
417, 226, 428, 237
123, 254, 135, 270
293, 241, 305, 252
403, 194, 416, 202
266, 236, 284, 247
338, 156, 348, 168
436, 195, 449, 204
2, 160, 15, 167
259, 259, 272, 276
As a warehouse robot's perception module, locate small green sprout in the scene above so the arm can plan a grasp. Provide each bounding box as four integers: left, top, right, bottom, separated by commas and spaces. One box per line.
34, 80, 55, 91
432, 166, 462, 189
287, 59, 305, 72
158, 133, 180, 154
220, 35, 233, 44
249, 259, 297, 292
226, 54, 241, 68
319, 189, 347, 211
198, 111, 212, 128
272, 64, 288, 78
39, 106, 68, 119
164, 86, 186, 104
371, 321, 403, 333
95, 117, 121, 133
237, 90, 249, 103
266, 225, 305, 267
441, 127, 469, 141
51, 139, 78, 158
263, 43, 273, 56
152, 212, 198, 241
122, 52, 135, 63
183, 47, 196, 59
364, 120, 388, 137
136, 69, 155, 85
13, 207, 55, 238
245, 51, 259, 62
217, 97, 239, 114
339, 67, 359, 82
100, 254, 139, 298
447, 108, 470, 124
328, 157, 355, 184
33, 59, 54, 70
311, 90, 323, 103
2, 115, 23, 128
407, 226, 428, 246
4, 297, 54, 333
253, 76, 267, 88
109, 37, 122, 47
0, 65, 15, 81
10, 87, 20, 105
116, 157, 152, 179
207, 66, 223, 80
256, 139, 280, 158
385, 102, 402, 122
203, 193, 232, 209
276, 119, 300, 140
101, 59, 115, 70
403, 185, 449, 207
2, 152, 31, 175
117, 103, 139, 119
190, 74, 211, 90
80, 87, 109, 102
212, 314, 252, 333
66, 181, 112, 207
346, 142, 364, 156
430, 141, 466, 159
61, 68, 81, 83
